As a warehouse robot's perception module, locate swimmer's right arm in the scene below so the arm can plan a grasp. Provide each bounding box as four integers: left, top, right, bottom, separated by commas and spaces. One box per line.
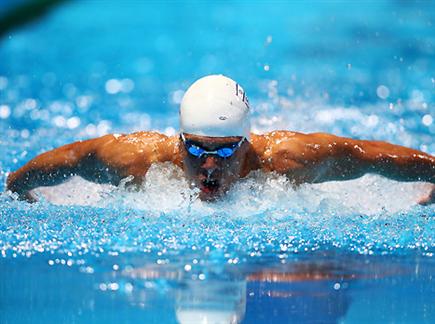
6, 132, 173, 201
6, 135, 122, 201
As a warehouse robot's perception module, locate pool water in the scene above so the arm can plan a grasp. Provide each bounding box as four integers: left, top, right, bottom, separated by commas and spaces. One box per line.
0, 1, 434, 323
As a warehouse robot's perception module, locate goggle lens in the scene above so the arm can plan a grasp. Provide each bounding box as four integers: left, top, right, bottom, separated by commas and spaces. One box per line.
187, 145, 205, 157
181, 134, 244, 159
216, 147, 235, 158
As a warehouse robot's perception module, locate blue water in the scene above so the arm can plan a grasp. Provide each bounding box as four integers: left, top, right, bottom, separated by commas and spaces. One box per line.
0, 1, 434, 323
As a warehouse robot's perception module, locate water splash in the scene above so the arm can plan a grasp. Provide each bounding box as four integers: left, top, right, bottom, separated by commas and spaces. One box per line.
1, 163, 433, 261
28, 163, 431, 215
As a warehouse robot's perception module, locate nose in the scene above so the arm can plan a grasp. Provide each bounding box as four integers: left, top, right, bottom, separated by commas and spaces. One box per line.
201, 155, 218, 171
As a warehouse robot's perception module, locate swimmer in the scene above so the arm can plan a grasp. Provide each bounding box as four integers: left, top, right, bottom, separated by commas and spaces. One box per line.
6, 75, 435, 203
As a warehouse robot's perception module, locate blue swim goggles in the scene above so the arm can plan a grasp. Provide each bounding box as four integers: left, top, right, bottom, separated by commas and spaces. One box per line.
180, 133, 246, 158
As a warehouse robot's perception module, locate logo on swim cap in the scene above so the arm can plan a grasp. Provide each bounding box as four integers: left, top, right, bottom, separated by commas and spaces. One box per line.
179, 75, 251, 139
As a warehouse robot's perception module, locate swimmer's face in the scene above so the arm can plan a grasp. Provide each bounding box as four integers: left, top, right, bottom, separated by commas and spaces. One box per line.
181, 133, 249, 201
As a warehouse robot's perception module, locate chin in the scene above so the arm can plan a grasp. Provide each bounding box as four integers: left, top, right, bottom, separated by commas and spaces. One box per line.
197, 181, 228, 201
198, 185, 221, 201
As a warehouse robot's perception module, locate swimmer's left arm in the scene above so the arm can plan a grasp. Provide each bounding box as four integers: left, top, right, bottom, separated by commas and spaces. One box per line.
267, 131, 435, 202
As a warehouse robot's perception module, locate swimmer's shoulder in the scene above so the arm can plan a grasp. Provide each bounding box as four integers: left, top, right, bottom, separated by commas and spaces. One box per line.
249, 130, 332, 168
251, 130, 341, 148
89, 131, 181, 173
250, 130, 307, 151
92, 131, 174, 150
106, 131, 168, 144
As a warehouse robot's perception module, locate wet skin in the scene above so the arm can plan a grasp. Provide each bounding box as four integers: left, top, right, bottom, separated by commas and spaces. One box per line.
6, 131, 435, 203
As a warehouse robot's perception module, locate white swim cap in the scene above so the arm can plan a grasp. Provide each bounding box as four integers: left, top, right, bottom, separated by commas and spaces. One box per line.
180, 75, 251, 140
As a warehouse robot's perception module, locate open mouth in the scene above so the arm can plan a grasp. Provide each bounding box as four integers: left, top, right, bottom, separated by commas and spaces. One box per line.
200, 179, 220, 194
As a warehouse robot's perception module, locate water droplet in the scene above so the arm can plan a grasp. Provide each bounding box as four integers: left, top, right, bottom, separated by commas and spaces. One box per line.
376, 85, 390, 99
67, 117, 81, 129
171, 90, 185, 104
0, 105, 11, 119
105, 79, 122, 94
121, 78, 135, 93
422, 114, 433, 126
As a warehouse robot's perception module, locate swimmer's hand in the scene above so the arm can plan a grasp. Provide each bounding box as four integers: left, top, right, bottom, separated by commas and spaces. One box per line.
418, 184, 435, 206
6, 171, 37, 202
7, 189, 37, 203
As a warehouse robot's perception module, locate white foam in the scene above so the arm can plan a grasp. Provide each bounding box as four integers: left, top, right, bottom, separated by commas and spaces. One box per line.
32, 163, 430, 217
32, 176, 113, 206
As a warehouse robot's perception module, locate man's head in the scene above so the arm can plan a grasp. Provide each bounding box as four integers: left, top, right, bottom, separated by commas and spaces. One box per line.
179, 75, 251, 200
